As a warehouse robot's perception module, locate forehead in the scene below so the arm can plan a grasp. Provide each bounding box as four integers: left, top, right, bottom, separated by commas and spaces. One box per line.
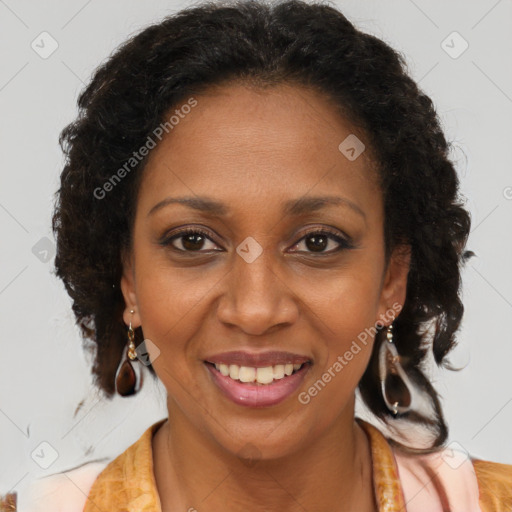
137, 82, 380, 215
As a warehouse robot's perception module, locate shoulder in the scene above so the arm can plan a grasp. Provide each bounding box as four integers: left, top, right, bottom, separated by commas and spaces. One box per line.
23, 460, 110, 512
23, 420, 166, 512
83, 419, 165, 511
391, 443, 511, 512
472, 458, 512, 512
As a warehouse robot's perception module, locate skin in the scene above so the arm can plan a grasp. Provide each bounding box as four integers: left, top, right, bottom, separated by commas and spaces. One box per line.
120, 82, 411, 512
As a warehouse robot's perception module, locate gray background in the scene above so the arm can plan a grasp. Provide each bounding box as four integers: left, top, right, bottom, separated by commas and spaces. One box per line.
1, 0, 511, 506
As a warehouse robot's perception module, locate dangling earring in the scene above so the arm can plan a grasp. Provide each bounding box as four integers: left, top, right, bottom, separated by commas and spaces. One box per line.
379, 323, 412, 416
115, 309, 143, 396
376, 322, 448, 450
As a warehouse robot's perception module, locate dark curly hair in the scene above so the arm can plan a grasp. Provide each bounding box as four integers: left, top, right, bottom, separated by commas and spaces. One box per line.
52, 0, 474, 452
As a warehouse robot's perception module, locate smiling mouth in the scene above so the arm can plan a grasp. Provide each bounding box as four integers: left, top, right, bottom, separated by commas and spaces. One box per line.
204, 361, 310, 385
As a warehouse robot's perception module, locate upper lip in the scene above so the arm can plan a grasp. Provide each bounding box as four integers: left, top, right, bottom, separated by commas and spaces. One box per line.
205, 351, 312, 367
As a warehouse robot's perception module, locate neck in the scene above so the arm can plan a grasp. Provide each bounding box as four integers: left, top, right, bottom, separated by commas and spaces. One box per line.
153, 397, 376, 512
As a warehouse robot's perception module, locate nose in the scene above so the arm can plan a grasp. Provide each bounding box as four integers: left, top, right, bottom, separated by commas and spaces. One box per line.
216, 245, 299, 336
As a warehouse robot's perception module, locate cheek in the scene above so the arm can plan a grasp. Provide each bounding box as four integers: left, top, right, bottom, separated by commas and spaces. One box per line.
321, 306, 376, 394
302, 264, 381, 405
136, 274, 203, 402
134, 251, 212, 339
306, 260, 382, 344
324, 283, 381, 349
303, 310, 375, 419
133, 266, 205, 383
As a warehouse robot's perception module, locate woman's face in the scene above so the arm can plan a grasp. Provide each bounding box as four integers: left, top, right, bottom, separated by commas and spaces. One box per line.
121, 82, 410, 459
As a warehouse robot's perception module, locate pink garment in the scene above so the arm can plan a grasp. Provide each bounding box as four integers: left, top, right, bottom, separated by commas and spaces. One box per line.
393, 444, 482, 511
21, 461, 107, 512
23, 436, 484, 511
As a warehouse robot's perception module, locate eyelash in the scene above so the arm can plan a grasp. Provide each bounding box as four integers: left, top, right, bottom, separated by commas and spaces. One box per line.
160, 226, 354, 255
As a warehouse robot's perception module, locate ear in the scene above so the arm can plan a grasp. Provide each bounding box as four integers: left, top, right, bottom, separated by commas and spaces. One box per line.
120, 247, 141, 328
375, 244, 411, 327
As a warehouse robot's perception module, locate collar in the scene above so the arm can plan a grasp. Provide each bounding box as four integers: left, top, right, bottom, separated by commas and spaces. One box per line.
84, 417, 408, 512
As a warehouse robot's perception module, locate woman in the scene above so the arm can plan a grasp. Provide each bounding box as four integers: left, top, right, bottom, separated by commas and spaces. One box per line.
46, 0, 512, 510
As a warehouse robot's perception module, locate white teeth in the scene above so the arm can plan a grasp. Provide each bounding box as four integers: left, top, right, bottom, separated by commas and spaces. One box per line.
212, 362, 305, 384
238, 366, 256, 383
229, 364, 239, 379
273, 364, 285, 379
256, 366, 274, 384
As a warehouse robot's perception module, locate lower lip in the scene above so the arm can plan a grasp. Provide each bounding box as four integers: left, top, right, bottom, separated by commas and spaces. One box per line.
205, 362, 310, 408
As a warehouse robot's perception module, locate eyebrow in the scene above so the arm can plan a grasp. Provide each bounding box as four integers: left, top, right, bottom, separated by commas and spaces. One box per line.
147, 195, 366, 221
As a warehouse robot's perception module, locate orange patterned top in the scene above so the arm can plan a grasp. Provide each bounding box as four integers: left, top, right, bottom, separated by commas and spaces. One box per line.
77, 418, 512, 512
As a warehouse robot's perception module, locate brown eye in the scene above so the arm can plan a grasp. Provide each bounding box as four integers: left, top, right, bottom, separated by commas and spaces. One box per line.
160, 227, 353, 255
291, 229, 353, 254
305, 233, 329, 252
162, 228, 221, 252
181, 232, 207, 251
